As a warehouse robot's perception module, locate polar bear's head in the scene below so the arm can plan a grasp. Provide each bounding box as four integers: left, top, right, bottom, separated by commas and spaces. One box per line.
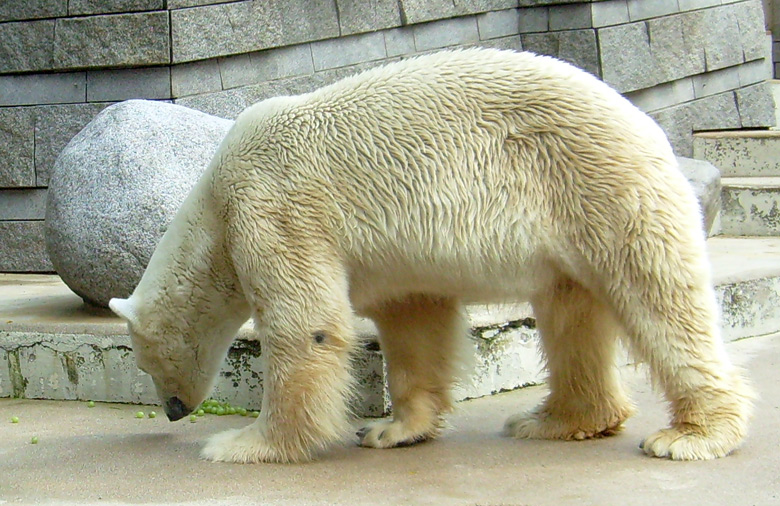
109, 294, 248, 421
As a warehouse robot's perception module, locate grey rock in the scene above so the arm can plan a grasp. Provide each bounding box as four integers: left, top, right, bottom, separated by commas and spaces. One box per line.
34, 102, 113, 186
0, 221, 53, 272
0, 19, 55, 74
0, 107, 35, 187
53, 12, 170, 70
676, 156, 721, 235
45, 100, 233, 307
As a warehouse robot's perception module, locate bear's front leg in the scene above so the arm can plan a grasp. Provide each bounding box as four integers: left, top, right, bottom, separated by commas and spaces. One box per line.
202, 324, 356, 464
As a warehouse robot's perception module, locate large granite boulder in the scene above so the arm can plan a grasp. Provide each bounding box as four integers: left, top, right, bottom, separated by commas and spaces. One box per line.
677, 156, 721, 236
46, 100, 233, 307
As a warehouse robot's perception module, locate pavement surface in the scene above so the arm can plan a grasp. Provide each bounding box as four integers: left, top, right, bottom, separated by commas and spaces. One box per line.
1, 331, 779, 506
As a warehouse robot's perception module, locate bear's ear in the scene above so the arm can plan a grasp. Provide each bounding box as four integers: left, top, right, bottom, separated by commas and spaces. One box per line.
109, 297, 137, 325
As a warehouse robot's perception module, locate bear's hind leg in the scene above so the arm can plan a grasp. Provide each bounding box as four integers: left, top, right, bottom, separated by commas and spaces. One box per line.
613, 267, 754, 460
505, 276, 635, 440
358, 295, 469, 449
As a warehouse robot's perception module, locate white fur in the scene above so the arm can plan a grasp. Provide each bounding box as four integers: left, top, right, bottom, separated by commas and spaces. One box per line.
111, 48, 753, 463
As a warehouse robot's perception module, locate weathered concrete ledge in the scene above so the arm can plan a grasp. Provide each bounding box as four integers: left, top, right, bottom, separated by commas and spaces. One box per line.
0, 276, 544, 416
2, 236, 779, 415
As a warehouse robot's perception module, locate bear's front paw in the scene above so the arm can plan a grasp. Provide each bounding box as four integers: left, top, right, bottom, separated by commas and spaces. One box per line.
201, 424, 311, 464
357, 420, 437, 449
640, 427, 734, 460
504, 409, 627, 441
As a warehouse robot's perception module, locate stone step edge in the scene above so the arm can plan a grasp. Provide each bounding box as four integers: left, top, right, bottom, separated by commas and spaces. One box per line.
694, 129, 780, 140
722, 176, 780, 188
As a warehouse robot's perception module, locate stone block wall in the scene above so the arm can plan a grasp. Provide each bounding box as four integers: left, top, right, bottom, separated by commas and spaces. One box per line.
0, 0, 775, 272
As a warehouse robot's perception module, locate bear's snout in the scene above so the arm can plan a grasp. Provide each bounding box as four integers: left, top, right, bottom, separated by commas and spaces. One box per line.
164, 396, 192, 421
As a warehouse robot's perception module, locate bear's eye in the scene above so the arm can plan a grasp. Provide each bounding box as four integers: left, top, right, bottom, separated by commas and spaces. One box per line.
312, 331, 326, 344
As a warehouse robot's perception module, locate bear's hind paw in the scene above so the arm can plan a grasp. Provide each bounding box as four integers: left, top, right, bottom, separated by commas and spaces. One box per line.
640, 427, 739, 460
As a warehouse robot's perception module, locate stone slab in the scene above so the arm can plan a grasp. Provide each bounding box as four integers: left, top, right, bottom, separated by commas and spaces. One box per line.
413, 16, 480, 52
0, 19, 55, 74
86, 67, 172, 102
336, 0, 401, 36
221, 44, 315, 90
171, 59, 223, 98
477, 9, 521, 40
312, 32, 387, 71
626, 0, 680, 21
0, 0, 66, 22
0, 107, 35, 187
399, 0, 515, 25
521, 29, 599, 77
68, 0, 164, 15
0, 72, 87, 107
548, 3, 592, 31
384, 27, 416, 57
598, 21, 659, 92
693, 130, 780, 177
736, 82, 777, 128
591, 0, 629, 28
0, 222, 53, 272
720, 177, 780, 236
0, 189, 48, 220
53, 11, 170, 70
170, 0, 339, 63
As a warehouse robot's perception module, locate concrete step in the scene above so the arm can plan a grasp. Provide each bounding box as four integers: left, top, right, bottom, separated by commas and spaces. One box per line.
2, 237, 779, 413
720, 177, 780, 236
0, 276, 544, 417
693, 130, 780, 177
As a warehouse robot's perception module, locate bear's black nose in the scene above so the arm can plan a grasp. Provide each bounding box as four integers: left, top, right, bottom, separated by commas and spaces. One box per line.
164, 396, 191, 421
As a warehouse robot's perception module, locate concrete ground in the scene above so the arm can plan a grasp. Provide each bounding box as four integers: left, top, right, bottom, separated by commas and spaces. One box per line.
1, 331, 779, 506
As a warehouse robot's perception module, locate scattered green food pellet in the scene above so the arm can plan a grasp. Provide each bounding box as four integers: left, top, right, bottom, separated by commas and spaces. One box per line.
87, 401, 95, 408
148, 411, 157, 419
30, 436, 38, 444
238, 407, 247, 416
196, 409, 205, 416
216, 407, 225, 416
135, 411, 144, 419
250, 411, 260, 418
11, 416, 19, 423
189, 415, 198, 423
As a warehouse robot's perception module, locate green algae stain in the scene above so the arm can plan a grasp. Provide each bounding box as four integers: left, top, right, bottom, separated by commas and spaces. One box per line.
7, 350, 28, 398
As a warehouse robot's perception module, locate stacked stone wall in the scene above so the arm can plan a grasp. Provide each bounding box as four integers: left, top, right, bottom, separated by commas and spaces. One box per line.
0, 0, 775, 272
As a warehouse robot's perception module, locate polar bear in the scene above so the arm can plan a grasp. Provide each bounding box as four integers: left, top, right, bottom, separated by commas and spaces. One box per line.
109, 48, 752, 464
